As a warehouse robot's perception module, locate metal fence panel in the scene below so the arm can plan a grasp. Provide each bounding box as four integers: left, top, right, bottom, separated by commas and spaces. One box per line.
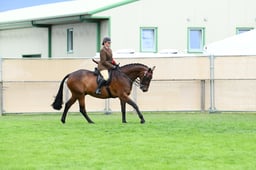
1, 56, 256, 113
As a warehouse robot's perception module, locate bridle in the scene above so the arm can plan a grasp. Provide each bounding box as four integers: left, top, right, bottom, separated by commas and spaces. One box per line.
116, 65, 155, 90
138, 69, 153, 89
133, 66, 155, 89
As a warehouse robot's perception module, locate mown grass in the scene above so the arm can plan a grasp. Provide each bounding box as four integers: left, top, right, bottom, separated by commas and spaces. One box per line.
0, 112, 256, 170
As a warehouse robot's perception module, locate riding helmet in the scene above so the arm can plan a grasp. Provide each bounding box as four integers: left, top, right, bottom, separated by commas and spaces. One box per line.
102, 37, 111, 45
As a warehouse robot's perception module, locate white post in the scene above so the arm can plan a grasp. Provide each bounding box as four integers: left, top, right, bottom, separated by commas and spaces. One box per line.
132, 83, 137, 112
0, 81, 2, 116
200, 80, 205, 112
0, 58, 2, 115
104, 99, 111, 114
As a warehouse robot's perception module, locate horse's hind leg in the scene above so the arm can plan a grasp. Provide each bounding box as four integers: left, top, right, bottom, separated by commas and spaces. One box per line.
78, 96, 94, 124
120, 100, 127, 123
61, 96, 76, 124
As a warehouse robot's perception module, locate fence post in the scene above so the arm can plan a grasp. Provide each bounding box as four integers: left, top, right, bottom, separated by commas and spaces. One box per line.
104, 99, 111, 114
200, 80, 205, 112
0, 81, 2, 116
132, 83, 137, 112
0, 58, 2, 115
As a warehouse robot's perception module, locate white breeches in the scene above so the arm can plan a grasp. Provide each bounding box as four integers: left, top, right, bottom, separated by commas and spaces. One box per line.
100, 70, 109, 80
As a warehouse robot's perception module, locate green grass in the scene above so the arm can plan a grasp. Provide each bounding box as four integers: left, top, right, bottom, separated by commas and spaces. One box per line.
0, 112, 256, 170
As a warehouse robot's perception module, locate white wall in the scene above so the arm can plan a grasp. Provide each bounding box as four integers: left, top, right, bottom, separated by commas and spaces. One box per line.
52, 22, 97, 58
95, 0, 256, 52
0, 22, 99, 58
0, 27, 48, 58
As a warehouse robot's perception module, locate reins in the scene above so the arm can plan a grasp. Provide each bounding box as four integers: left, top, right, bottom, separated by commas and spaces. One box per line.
115, 67, 141, 87
92, 59, 142, 87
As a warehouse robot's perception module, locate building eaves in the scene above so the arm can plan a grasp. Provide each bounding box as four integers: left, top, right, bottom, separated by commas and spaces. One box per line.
88, 0, 138, 15
0, 0, 138, 30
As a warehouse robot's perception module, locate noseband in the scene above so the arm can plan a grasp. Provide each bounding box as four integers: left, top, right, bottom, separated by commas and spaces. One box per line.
117, 64, 154, 90
138, 70, 153, 89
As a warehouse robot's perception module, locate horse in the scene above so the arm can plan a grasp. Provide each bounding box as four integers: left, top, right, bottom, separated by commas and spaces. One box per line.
51, 63, 155, 124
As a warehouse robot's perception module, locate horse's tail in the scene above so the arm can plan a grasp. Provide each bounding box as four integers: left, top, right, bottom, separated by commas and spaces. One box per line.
52, 74, 70, 110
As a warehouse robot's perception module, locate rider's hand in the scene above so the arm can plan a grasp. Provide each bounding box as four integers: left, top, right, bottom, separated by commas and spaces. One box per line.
113, 65, 118, 70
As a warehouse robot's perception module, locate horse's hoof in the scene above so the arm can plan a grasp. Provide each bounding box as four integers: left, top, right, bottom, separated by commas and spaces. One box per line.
122, 121, 127, 123
61, 119, 65, 124
140, 120, 145, 124
88, 121, 94, 124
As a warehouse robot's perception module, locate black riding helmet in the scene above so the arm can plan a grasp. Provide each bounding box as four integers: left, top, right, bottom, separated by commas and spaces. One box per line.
102, 37, 111, 45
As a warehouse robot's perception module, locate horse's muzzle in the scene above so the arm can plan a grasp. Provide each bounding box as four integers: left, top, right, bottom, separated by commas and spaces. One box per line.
141, 86, 148, 92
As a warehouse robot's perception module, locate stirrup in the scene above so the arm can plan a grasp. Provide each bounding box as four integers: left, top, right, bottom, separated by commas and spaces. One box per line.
95, 89, 101, 95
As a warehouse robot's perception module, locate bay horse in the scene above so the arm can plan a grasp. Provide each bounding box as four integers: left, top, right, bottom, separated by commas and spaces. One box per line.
52, 63, 155, 124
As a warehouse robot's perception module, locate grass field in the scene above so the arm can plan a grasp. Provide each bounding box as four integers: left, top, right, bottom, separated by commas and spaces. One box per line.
0, 112, 256, 170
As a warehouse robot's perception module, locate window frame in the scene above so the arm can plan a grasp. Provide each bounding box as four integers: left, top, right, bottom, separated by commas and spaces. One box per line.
22, 54, 41, 58
236, 27, 254, 34
187, 27, 205, 53
140, 27, 158, 53
67, 28, 74, 53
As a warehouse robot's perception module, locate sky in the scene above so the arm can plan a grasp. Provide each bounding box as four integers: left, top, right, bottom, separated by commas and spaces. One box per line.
0, 0, 71, 12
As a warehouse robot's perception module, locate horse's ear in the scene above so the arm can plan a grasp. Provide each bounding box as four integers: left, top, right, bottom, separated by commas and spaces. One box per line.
151, 66, 156, 71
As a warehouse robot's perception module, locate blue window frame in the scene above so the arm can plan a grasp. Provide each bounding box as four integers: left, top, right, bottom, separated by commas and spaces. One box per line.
187, 27, 205, 53
236, 27, 254, 34
140, 27, 158, 53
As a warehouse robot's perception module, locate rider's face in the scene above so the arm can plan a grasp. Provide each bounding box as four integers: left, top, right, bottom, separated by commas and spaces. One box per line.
104, 41, 111, 48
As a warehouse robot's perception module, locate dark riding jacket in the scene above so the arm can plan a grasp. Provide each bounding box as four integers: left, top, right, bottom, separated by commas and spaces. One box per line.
98, 47, 115, 71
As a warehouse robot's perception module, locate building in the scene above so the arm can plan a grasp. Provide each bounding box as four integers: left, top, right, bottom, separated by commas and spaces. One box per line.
97, 0, 256, 54
1, 0, 256, 58
0, 0, 137, 58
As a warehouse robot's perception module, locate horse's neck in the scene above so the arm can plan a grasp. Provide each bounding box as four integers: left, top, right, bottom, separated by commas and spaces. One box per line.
121, 67, 144, 81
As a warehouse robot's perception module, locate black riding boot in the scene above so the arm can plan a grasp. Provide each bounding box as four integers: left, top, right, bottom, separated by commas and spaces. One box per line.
95, 79, 106, 95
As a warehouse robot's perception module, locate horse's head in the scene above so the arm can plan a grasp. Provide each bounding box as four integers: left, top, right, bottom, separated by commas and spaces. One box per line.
139, 66, 156, 92
119, 63, 156, 92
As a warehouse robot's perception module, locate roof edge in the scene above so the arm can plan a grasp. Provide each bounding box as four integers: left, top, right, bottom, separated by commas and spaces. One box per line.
88, 0, 138, 15
0, 0, 138, 30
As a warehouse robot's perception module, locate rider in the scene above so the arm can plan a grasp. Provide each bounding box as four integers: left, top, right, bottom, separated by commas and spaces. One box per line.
95, 37, 117, 95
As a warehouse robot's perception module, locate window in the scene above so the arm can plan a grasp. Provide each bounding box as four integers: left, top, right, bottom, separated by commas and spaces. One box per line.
67, 28, 73, 53
187, 27, 205, 53
22, 54, 41, 58
140, 27, 157, 52
236, 27, 254, 34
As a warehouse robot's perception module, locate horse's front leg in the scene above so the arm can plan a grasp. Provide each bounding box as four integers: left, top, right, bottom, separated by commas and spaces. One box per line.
120, 100, 127, 123
126, 98, 145, 124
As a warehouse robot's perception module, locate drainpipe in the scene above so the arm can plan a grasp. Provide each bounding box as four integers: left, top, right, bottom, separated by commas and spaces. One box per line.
48, 26, 52, 58
209, 54, 216, 113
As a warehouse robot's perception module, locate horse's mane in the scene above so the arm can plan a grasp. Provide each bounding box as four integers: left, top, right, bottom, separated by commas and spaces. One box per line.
112, 63, 148, 78
120, 63, 148, 69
